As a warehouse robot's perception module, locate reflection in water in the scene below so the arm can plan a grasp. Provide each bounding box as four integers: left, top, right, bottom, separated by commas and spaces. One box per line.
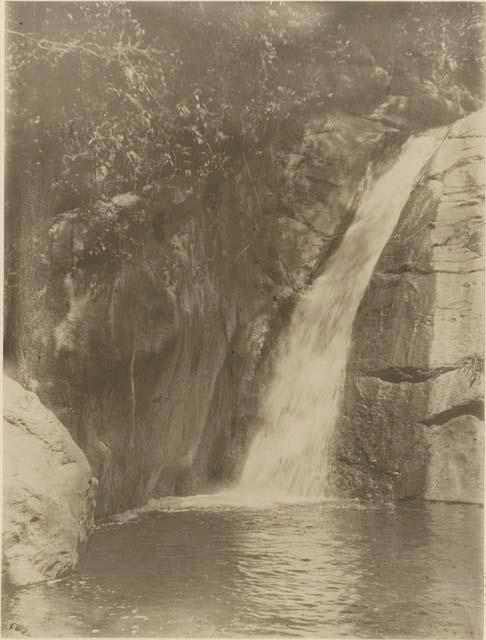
2, 499, 483, 638
347, 502, 483, 638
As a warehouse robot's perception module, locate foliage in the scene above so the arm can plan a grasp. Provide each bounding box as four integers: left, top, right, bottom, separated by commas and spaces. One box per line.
6, 2, 485, 215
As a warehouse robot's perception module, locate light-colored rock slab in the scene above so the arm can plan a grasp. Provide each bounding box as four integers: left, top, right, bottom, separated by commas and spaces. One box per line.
338, 110, 484, 503
3, 375, 97, 586
424, 415, 483, 504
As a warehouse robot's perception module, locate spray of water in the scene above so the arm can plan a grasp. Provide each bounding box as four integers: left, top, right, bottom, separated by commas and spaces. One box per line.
238, 131, 447, 499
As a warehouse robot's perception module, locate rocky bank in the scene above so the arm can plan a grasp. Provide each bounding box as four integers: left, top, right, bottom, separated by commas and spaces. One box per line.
3, 375, 96, 586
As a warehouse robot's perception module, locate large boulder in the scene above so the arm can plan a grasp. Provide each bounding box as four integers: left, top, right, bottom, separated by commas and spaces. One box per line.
2, 375, 97, 586
335, 111, 484, 503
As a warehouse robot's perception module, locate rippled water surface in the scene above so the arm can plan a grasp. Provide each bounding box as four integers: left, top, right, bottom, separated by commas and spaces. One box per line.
2, 498, 483, 637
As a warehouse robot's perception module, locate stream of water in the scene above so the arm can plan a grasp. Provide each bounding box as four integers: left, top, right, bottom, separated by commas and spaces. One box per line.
239, 130, 447, 497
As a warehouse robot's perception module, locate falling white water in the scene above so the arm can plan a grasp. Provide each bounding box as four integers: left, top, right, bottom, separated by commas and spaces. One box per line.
238, 131, 447, 499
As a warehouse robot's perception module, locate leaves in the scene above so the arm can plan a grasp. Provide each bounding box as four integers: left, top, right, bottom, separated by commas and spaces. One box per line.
6, 1, 484, 217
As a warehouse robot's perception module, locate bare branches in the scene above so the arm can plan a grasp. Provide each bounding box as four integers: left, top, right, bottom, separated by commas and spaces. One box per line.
7, 29, 104, 59
7, 29, 165, 63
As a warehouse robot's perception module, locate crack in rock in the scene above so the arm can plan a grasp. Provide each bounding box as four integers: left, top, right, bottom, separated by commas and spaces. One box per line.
354, 365, 458, 384
420, 400, 484, 426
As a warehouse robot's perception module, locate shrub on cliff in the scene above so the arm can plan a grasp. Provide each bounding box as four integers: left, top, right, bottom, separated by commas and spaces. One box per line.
4, 2, 484, 344
7, 2, 484, 211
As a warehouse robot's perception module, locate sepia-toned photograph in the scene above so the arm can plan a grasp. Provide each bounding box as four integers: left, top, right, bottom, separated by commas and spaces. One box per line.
2, 1, 485, 637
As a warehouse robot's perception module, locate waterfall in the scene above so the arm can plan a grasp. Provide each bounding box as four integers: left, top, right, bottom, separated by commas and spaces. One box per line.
238, 131, 446, 499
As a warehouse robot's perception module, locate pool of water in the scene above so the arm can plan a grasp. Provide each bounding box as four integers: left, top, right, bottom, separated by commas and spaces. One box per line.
2, 497, 483, 637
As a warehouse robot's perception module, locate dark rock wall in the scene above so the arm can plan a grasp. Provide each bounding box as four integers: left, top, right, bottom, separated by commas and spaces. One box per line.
7, 112, 393, 515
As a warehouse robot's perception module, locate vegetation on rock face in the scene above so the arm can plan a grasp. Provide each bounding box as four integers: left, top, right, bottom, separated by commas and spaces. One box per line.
5, 1, 484, 318
5, 2, 484, 352
6, 2, 485, 208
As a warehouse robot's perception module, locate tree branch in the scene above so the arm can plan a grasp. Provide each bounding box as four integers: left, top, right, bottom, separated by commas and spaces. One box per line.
7, 29, 104, 59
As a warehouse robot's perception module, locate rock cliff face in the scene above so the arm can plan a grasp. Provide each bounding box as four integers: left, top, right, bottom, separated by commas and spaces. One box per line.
3, 376, 97, 586
5, 109, 483, 515
335, 111, 484, 503
9, 111, 399, 515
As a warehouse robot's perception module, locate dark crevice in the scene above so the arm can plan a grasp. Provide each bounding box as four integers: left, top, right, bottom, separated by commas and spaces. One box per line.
420, 400, 484, 426
355, 365, 457, 384
450, 134, 484, 140
383, 264, 482, 276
